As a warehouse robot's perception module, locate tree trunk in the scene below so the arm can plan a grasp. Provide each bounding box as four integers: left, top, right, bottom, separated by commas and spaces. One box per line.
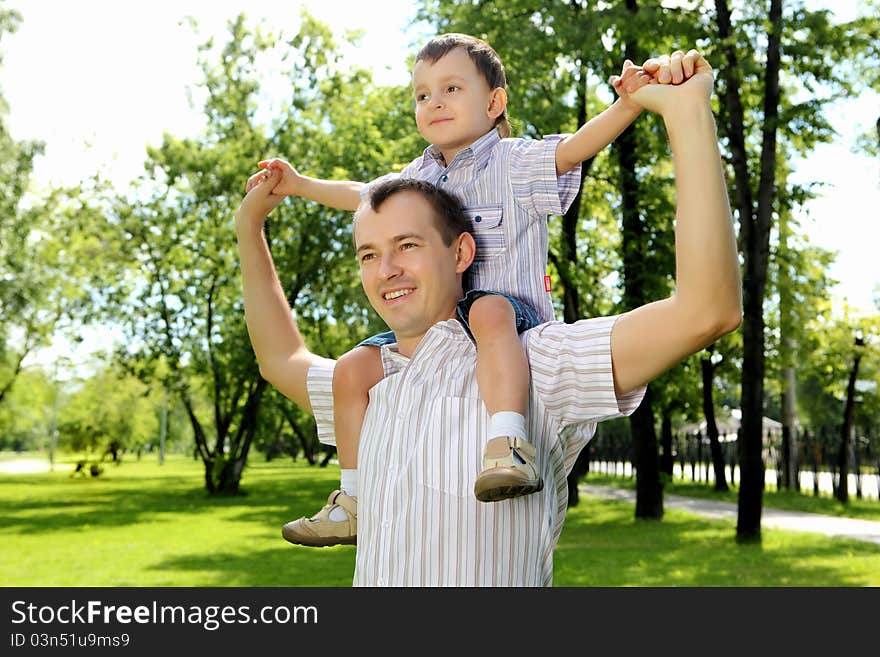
780, 383, 797, 489
558, 88, 591, 504
716, 0, 782, 543
660, 413, 674, 477
836, 338, 864, 503
701, 352, 729, 491
778, 208, 799, 490
555, 76, 589, 326
631, 387, 663, 519
616, 1, 661, 518
566, 446, 592, 508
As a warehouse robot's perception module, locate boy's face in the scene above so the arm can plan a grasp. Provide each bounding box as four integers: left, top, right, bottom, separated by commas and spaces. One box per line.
354, 191, 473, 354
412, 47, 502, 162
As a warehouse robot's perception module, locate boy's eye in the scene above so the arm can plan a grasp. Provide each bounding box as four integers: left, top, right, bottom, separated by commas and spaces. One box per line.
446, 85, 460, 93
416, 93, 428, 102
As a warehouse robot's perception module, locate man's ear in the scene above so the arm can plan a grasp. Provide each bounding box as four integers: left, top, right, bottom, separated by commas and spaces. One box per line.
455, 231, 476, 273
487, 87, 507, 121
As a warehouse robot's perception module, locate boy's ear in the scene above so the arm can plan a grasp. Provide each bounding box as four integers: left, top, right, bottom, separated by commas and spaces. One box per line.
487, 87, 507, 120
455, 231, 477, 273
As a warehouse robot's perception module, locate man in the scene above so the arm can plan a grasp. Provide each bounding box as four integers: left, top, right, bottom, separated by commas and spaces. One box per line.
235, 51, 742, 586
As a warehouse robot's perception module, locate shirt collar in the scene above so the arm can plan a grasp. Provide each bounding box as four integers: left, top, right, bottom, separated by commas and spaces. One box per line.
418, 128, 500, 172
379, 320, 472, 377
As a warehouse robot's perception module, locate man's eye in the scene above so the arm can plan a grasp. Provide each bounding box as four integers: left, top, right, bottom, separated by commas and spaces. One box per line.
360, 253, 376, 263
401, 242, 417, 250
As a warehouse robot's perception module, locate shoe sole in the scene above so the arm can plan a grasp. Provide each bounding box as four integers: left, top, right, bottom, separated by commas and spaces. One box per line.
281, 529, 356, 547
474, 468, 544, 503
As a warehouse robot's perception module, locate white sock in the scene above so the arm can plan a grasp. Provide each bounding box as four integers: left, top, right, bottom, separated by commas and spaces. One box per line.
329, 469, 358, 522
489, 411, 528, 442
340, 469, 359, 498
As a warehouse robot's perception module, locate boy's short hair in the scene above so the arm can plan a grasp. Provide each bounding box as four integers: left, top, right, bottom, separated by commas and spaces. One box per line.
416, 33, 511, 139
357, 178, 472, 247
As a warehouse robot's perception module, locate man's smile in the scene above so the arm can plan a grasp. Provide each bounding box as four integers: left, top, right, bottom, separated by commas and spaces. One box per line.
382, 287, 415, 302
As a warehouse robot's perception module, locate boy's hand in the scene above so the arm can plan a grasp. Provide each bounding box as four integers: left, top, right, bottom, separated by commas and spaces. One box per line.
610, 59, 653, 112
631, 50, 713, 116
244, 157, 301, 196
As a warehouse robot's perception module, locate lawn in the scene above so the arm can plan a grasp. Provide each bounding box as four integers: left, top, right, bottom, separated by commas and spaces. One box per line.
1, 453, 878, 586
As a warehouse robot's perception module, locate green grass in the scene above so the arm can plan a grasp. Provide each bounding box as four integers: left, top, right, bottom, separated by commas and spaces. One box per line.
1, 454, 878, 586
584, 471, 880, 522
0, 454, 354, 587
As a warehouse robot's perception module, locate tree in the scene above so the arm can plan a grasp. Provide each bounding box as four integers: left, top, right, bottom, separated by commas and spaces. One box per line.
1, 7, 114, 415
700, 336, 742, 491
708, 0, 880, 541
0, 6, 45, 406
100, 14, 415, 493
58, 360, 158, 461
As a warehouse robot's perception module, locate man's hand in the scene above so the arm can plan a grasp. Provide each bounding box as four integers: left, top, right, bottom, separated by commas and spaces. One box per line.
244, 157, 302, 196
643, 49, 702, 84
631, 50, 714, 115
236, 168, 284, 231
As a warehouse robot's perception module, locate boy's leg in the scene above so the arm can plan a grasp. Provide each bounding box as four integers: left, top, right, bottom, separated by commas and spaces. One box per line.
281, 345, 384, 547
466, 294, 543, 502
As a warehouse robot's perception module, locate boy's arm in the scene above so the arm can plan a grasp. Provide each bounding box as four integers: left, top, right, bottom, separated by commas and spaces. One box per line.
609, 52, 742, 395
235, 169, 332, 412
554, 60, 648, 175
252, 158, 364, 211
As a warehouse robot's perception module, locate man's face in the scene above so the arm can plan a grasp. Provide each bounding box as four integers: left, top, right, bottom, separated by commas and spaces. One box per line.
412, 47, 499, 161
354, 192, 472, 351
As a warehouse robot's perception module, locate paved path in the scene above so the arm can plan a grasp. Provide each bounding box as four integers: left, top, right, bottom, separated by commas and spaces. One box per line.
580, 484, 880, 545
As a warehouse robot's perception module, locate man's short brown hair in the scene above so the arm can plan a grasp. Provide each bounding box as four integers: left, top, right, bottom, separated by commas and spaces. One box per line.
357, 178, 472, 247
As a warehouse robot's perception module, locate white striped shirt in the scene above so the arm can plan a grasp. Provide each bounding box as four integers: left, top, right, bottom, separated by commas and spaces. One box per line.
365, 129, 582, 323
307, 315, 645, 586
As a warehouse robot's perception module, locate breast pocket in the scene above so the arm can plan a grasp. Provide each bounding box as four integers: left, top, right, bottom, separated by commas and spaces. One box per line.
464, 205, 505, 262
414, 395, 485, 498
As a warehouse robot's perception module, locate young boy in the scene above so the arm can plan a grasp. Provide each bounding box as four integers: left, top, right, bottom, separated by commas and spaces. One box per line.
247, 34, 661, 547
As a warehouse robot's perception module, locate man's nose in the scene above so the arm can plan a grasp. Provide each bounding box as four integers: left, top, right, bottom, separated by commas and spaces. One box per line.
379, 253, 402, 279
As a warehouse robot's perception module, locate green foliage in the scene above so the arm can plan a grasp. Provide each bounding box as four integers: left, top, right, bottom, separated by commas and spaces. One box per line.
57, 361, 159, 458
798, 309, 880, 452
0, 367, 52, 450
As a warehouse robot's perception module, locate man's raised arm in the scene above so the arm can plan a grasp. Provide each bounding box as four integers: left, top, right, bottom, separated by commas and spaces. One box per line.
234, 169, 331, 412
610, 51, 742, 395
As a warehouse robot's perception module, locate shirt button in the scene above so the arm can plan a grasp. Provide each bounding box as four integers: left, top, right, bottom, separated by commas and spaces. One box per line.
474, 215, 482, 223
439, 174, 448, 183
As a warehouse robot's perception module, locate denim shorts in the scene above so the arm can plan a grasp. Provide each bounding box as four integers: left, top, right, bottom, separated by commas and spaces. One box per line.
356, 289, 540, 348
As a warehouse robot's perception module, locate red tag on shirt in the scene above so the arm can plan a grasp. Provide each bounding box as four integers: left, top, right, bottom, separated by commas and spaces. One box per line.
544, 275, 552, 292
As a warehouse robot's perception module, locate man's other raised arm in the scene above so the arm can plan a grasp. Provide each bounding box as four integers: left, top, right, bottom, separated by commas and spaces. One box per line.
234, 169, 331, 412
610, 52, 742, 395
